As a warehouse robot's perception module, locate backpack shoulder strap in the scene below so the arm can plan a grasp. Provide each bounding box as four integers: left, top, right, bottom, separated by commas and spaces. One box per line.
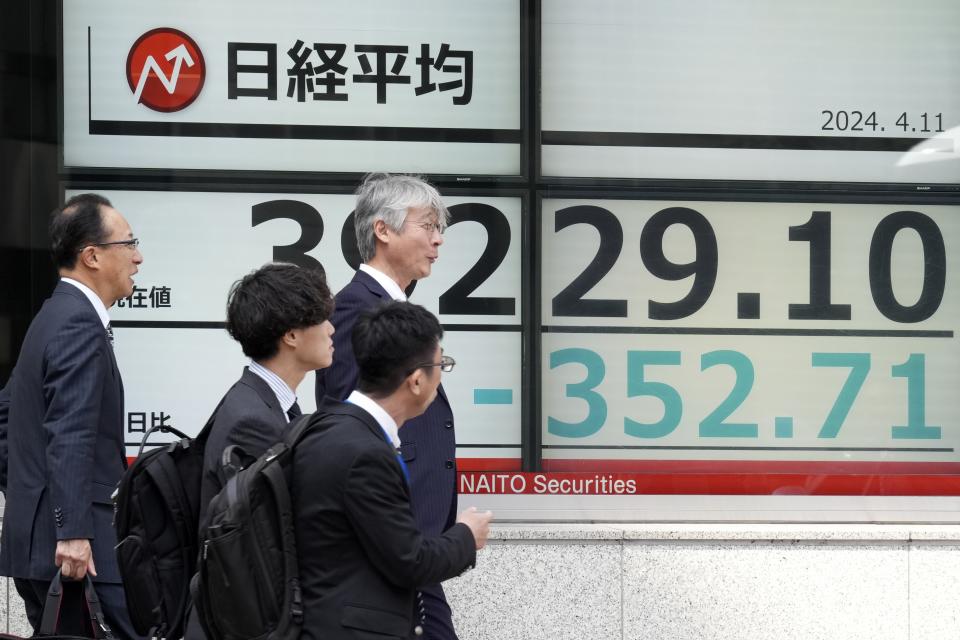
261, 445, 305, 629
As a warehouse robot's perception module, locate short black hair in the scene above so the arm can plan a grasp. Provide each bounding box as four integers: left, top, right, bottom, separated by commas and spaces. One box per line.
352, 301, 443, 396
50, 193, 112, 269
226, 262, 335, 361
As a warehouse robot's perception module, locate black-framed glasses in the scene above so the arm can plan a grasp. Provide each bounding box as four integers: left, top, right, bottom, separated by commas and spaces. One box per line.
409, 354, 455, 375
94, 238, 140, 249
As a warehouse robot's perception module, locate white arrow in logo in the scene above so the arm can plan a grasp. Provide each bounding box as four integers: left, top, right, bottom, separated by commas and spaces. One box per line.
133, 43, 196, 104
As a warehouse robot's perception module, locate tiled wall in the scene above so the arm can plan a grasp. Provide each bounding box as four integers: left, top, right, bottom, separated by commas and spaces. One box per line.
2, 523, 959, 639
445, 525, 960, 640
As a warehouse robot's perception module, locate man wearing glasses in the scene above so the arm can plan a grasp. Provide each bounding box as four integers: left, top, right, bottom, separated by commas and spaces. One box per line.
300, 301, 491, 640
0, 193, 144, 637
316, 172, 461, 640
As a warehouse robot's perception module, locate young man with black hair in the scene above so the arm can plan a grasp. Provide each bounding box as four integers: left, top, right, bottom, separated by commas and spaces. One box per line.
198, 261, 335, 526
184, 262, 336, 640
296, 301, 492, 640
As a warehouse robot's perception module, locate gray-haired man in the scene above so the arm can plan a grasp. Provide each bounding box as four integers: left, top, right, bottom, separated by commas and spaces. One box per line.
316, 173, 461, 640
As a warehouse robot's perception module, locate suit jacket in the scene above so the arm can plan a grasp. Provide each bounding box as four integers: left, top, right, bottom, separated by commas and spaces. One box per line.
183, 366, 292, 640
199, 367, 288, 531
0, 280, 126, 582
316, 270, 458, 538
294, 398, 475, 640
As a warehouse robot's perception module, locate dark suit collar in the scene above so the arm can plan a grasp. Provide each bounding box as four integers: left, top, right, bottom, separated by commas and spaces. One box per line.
435, 382, 450, 407
350, 271, 450, 408
317, 396, 389, 443
352, 268, 392, 300
55, 278, 100, 313
55, 278, 85, 298
239, 366, 283, 412
54, 279, 120, 370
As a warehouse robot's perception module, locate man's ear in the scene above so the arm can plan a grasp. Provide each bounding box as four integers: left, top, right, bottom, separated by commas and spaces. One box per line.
406, 368, 424, 397
77, 246, 99, 270
281, 328, 298, 350
373, 219, 392, 244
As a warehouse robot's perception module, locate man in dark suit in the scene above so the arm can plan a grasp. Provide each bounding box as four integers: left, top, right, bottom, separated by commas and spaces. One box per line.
316, 173, 460, 639
198, 262, 335, 526
185, 262, 335, 640
0, 193, 144, 637
298, 301, 492, 640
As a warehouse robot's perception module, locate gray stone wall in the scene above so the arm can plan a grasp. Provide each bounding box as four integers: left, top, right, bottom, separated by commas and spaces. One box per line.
445, 524, 960, 640
2, 523, 959, 639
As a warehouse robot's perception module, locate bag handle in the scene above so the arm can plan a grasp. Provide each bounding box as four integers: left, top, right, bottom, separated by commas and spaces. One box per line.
135, 395, 229, 457
218, 444, 257, 485
40, 570, 116, 639
136, 424, 191, 457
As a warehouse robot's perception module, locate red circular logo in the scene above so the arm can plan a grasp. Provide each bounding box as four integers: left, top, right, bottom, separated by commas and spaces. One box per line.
126, 28, 205, 112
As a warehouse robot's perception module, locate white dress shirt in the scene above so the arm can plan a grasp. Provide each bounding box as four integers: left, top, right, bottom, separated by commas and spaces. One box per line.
359, 263, 407, 302
346, 390, 400, 447
248, 360, 298, 422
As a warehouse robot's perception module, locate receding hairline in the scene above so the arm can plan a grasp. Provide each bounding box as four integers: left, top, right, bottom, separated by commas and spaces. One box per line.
98, 206, 133, 237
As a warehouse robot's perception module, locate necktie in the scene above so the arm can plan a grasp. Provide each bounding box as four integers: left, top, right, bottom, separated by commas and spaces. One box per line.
106, 323, 115, 348
378, 427, 410, 484
287, 400, 302, 421
394, 448, 410, 484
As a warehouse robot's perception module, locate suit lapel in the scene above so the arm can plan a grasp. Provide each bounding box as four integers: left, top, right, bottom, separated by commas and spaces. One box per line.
55, 281, 120, 374
352, 271, 452, 409
319, 398, 412, 486
436, 383, 450, 407
354, 269, 391, 302
239, 367, 286, 421
54, 280, 127, 464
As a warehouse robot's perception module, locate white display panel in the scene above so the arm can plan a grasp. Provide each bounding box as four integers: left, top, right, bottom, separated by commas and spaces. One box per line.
65, 189, 523, 458
540, 198, 959, 473
541, 0, 960, 184
115, 328, 521, 457
62, 0, 521, 174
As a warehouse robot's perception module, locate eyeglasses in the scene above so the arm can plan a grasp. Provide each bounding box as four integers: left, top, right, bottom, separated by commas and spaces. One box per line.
409, 354, 456, 375
408, 220, 444, 235
94, 238, 140, 250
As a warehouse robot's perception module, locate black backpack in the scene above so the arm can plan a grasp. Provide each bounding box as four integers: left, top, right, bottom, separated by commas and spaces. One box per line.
190, 414, 313, 640
112, 405, 221, 640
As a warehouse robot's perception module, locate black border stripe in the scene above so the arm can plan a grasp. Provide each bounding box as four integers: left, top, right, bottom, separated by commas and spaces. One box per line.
111, 320, 522, 331
456, 444, 522, 448
128, 442, 949, 452
542, 325, 953, 338
444, 324, 521, 332
90, 120, 522, 144
112, 321, 225, 329
543, 445, 954, 452
541, 130, 950, 153
129, 441, 524, 449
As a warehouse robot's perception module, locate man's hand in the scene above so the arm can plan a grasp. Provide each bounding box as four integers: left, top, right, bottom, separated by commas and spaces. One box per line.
55, 539, 96, 580
456, 506, 493, 550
